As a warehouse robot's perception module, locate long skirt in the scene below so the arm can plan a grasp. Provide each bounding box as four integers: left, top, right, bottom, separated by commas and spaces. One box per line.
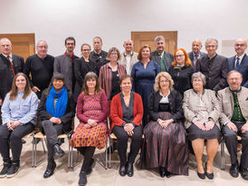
70, 123, 107, 149
142, 112, 188, 175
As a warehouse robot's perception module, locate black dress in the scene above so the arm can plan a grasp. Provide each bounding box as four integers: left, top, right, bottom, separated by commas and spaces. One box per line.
142, 90, 188, 175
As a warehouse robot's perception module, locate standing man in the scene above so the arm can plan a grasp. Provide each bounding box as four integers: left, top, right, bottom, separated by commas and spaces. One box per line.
24, 40, 54, 98
188, 39, 207, 70
89, 36, 108, 75
218, 70, 248, 180
119, 39, 138, 75
228, 38, 248, 87
54, 37, 78, 93
197, 38, 228, 91
152, 35, 174, 72
0, 38, 24, 124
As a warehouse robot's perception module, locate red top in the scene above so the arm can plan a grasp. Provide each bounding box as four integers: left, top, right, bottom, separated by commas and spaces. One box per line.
110, 92, 143, 130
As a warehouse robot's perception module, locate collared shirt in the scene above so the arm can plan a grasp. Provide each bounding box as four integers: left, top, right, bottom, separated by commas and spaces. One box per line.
193, 52, 201, 62
208, 53, 217, 60
236, 53, 245, 66
1, 91, 38, 125
2, 53, 13, 62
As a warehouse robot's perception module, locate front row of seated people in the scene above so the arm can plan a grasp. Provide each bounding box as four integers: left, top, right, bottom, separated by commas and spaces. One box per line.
0, 70, 248, 184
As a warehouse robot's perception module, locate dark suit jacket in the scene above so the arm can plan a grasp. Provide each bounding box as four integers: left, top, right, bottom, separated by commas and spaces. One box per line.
188, 51, 207, 70
0, 54, 24, 100
228, 54, 248, 87
197, 54, 228, 91
152, 50, 174, 72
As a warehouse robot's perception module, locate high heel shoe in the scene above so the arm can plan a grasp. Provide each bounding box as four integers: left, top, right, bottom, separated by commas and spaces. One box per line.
205, 162, 214, 179
197, 171, 205, 179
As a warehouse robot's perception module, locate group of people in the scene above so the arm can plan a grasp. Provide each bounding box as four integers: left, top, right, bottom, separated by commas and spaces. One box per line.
0, 35, 248, 185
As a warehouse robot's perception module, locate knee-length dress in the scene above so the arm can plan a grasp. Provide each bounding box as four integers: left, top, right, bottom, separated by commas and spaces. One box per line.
142, 91, 188, 175
131, 60, 160, 125
70, 91, 109, 149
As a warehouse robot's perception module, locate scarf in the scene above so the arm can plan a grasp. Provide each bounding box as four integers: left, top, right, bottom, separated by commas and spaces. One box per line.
46, 86, 68, 118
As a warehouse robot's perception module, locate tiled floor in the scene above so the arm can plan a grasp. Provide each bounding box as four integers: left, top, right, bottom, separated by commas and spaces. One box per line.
0, 137, 247, 186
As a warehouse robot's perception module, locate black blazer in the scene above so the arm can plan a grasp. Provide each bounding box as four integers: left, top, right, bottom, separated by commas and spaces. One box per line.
0, 54, 24, 100
148, 90, 184, 122
197, 54, 228, 91
38, 88, 75, 133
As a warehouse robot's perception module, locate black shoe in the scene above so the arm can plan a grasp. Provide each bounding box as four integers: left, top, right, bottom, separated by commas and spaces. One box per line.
119, 165, 126, 176
57, 138, 64, 146
164, 170, 171, 178
0, 162, 11, 178
6, 163, 19, 178
86, 158, 94, 175
205, 162, 214, 179
54, 144, 65, 159
160, 167, 166, 178
197, 171, 205, 179
43, 161, 56, 178
78, 171, 87, 186
126, 163, 134, 177
230, 164, 239, 178
240, 167, 248, 180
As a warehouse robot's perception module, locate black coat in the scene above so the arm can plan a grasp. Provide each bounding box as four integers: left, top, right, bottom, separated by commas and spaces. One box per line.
0, 54, 24, 100
38, 88, 75, 133
197, 54, 228, 91
74, 57, 97, 102
169, 65, 194, 95
148, 90, 184, 122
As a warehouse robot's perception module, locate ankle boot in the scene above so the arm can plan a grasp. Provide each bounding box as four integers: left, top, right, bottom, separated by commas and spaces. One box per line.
78, 171, 87, 185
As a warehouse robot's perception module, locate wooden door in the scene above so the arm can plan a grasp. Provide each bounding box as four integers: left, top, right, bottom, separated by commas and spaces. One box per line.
131, 31, 177, 54
0, 33, 35, 61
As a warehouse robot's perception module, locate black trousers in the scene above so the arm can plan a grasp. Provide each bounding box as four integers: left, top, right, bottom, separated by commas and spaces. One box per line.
222, 121, 248, 169
0, 122, 34, 163
40, 120, 63, 161
77, 146, 95, 171
113, 125, 142, 165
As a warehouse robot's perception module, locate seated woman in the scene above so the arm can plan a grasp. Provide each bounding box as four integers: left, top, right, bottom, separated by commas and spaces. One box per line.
0, 73, 38, 178
169, 48, 194, 96
70, 72, 109, 186
142, 72, 188, 177
38, 73, 74, 178
183, 72, 220, 180
110, 74, 143, 177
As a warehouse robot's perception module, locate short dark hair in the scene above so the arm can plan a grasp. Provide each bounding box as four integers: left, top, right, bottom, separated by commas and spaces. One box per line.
119, 74, 133, 85
93, 36, 103, 43
65, 37, 76, 45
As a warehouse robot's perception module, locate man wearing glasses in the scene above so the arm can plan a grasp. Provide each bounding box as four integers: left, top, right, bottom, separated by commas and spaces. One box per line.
196, 38, 228, 91
228, 39, 248, 88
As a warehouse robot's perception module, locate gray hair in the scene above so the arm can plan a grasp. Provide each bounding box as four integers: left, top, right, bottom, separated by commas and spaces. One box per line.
227, 70, 243, 79
191, 72, 206, 86
205, 38, 218, 47
154, 35, 165, 42
36, 40, 48, 47
0, 37, 12, 45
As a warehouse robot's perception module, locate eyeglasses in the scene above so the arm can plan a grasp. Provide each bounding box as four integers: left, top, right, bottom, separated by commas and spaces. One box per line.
235, 44, 246, 47
110, 53, 118, 56
206, 45, 216, 48
82, 49, 90, 51
175, 54, 185, 58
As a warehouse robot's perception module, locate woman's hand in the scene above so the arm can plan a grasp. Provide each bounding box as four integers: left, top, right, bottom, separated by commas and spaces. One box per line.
158, 119, 173, 128
194, 120, 206, 130
88, 119, 98, 127
205, 120, 215, 131
124, 123, 134, 136
84, 124, 91, 129
50, 117, 61, 124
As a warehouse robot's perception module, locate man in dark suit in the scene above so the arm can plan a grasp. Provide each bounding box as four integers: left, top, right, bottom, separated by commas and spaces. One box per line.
228, 38, 248, 87
197, 38, 228, 91
0, 38, 24, 124
152, 35, 174, 72
188, 39, 207, 70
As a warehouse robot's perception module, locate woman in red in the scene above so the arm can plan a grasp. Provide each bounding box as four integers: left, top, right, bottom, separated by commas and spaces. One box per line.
110, 74, 143, 177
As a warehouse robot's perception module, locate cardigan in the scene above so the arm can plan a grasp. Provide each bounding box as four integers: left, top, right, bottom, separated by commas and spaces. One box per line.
110, 92, 143, 130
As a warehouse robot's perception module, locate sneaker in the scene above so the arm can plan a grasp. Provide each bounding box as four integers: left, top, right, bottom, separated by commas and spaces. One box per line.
6, 163, 19, 178
0, 162, 11, 178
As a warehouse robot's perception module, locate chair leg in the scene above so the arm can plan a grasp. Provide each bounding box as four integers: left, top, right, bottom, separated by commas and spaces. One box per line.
32, 137, 35, 167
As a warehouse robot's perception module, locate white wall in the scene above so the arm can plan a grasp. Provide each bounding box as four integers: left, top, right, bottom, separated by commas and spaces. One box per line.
0, 0, 247, 57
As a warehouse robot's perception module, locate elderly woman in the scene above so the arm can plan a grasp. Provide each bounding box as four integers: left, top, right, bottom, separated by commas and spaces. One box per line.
71, 72, 109, 186
183, 72, 220, 180
169, 48, 194, 95
111, 74, 143, 177
74, 43, 97, 102
0, 73, 38, 178
99, 47, 126, 100
142, 72, 188, 177
131, 45, 160, 125
38, 73, 74, 178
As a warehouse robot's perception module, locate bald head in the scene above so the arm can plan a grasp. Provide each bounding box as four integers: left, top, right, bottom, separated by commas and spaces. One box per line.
234, 38, 247, 57
192, 39, 202, 54
0, 38, 12, 55
123, 39, 134, 54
